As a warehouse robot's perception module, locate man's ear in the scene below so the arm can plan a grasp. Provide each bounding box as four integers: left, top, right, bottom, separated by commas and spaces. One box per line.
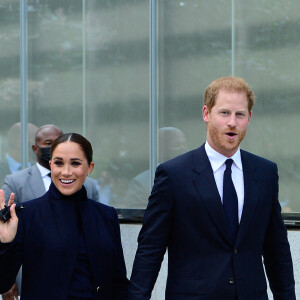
32, 144, 38, 155
248, 110, 252, 123
202, 105, 210, 123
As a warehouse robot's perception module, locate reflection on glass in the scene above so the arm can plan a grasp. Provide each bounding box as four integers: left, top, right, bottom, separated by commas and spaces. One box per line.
1, 0, 300, 214
123, 127, 186, 214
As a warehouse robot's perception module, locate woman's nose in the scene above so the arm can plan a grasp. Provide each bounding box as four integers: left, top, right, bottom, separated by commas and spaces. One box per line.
61, 165, 71, 176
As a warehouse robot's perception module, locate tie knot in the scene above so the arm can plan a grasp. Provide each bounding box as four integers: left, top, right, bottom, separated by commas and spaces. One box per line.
225, 159, 233, 170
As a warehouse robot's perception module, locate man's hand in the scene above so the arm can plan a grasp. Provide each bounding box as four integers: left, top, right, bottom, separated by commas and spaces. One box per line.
1, 282, 18, 300
0, 190, 18, 243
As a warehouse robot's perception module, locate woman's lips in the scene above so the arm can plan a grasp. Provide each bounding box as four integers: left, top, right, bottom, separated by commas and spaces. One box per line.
60, 179, 75, 184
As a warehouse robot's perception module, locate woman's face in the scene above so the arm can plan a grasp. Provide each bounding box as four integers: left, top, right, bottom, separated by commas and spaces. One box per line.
49, 141, 94, 196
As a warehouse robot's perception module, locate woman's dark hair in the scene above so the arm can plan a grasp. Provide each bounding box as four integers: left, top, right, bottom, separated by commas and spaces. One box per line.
50, 133, 93, 165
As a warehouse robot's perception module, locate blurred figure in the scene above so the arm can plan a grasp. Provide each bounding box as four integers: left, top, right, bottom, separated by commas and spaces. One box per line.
0, 122, 38, 186
97, 170, 116, 206
123, 127, 186, 214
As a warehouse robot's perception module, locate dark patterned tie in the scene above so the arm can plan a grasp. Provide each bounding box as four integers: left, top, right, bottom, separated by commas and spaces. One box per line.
223, 159, 238, 244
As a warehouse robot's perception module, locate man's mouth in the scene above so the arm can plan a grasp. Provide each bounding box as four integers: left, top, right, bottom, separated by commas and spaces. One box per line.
226, 132, 237, 137
60, 179, 75, 184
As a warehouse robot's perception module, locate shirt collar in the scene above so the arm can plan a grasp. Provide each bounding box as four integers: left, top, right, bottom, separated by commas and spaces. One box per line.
205, 141, 243, 172
36, 162, 51, 177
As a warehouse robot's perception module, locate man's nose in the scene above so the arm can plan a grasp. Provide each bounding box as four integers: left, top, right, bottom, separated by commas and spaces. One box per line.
227, 115, 237, 127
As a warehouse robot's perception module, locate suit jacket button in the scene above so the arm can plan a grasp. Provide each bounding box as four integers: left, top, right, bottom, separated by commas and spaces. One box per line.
96, 286, 101, 293
229, 278, 235, 284
234, 248, 238, 254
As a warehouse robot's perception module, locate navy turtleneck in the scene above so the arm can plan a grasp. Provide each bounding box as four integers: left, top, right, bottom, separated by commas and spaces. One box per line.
49, 183, 94, 299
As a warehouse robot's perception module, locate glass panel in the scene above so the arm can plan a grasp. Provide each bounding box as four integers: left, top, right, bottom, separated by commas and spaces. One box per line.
85, 0, 150, 208
0, 1, 23, 186
235, 0, 300, 213
156, 1, 231, 164
27, 0, 84, 131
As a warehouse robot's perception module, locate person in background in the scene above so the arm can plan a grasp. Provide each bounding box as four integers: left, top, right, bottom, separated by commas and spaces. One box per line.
0, 122, 38, 187
123, 127, 186, 212
0, 133, 129, 300
128, 76, 295, 300
1, 124, 99, 300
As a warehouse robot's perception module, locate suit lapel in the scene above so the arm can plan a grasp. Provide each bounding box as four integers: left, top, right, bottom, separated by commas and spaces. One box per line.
192, 145, 232, 245
236, 151, 260, 246
27, 165, 47, 198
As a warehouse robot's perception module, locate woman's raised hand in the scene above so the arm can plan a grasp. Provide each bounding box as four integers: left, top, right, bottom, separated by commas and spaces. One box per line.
0, 190, 18, 243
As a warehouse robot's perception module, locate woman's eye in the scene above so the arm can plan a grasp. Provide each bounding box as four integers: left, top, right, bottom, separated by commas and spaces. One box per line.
54, 161, 63, 166
72, 161, 81, 166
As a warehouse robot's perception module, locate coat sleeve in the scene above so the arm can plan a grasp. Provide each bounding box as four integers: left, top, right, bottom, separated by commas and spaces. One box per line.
128, 164, 174, 300
110, 207, 129, 300
0, 215, 24, 294
263, 165, 296, 300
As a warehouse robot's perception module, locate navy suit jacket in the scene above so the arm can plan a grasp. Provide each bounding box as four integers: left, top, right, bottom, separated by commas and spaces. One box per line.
0, 183, 129, 300
128, 145, 295, 300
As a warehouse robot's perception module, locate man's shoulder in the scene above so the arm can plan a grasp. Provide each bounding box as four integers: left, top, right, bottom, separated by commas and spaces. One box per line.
241, 150, 278, 179
241, 149, 277, 167
4, 165, 38, 181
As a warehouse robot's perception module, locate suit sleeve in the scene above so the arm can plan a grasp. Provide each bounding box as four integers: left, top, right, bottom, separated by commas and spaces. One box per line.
128, 164, 174, 300
2, 175, 19, 205
263, 165, 296, 300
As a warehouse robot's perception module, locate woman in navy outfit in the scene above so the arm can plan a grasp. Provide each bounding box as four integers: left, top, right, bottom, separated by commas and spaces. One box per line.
0, 133, 129, 300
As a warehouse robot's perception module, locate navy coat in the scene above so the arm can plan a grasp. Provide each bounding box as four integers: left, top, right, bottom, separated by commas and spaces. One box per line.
128, 145, 295, 300
0, 183, 129, 300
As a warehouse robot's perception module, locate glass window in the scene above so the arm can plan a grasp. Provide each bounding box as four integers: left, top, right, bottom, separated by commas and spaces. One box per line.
0, 0, 300, 221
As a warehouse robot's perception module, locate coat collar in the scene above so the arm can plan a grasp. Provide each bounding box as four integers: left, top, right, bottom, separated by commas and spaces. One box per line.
46, 183, 109, 286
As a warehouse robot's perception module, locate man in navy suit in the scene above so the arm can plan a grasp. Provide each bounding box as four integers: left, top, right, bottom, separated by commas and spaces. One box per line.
128, 76, 295, 300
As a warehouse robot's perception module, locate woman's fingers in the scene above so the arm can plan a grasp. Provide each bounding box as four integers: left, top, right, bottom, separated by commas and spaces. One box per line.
10, 204, 17, 219
7, 193, 15, 207
0, 190, 5, 207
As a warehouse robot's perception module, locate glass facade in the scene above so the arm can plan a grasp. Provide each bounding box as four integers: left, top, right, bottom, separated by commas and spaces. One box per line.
1, 0, 300, 216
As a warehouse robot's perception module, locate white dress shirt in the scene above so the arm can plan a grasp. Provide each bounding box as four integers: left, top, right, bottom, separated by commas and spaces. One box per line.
205, 142, 244, 222
36, 162, 51, 192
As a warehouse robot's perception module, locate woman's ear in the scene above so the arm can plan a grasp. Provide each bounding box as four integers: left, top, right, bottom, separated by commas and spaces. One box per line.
88, 161, 95, 175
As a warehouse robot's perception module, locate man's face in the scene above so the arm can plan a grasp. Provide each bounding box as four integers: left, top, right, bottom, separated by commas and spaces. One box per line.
202, 90, 252, 157
32, 127, 61, 169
